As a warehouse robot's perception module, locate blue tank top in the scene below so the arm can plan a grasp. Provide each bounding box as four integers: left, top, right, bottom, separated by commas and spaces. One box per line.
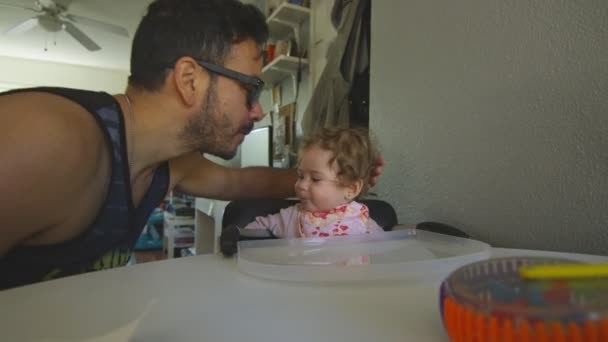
0, 87, 170, 289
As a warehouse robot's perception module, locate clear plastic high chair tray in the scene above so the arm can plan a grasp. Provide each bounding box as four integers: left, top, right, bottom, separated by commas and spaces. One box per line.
237, 229, 491, 283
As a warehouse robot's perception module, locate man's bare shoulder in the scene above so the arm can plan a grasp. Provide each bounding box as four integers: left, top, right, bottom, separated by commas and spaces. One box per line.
0, 91, 105, 168
0, 91, 108, 254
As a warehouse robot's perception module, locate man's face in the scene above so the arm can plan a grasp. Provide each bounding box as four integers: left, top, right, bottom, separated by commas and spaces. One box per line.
180, 39, 264, 159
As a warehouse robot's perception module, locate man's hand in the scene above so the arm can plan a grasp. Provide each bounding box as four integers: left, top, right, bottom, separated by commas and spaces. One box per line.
369, 157, 385, 188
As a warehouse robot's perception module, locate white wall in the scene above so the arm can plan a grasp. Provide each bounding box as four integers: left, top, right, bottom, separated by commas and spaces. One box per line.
371, 1, 608, 254
0, 55, 128, 93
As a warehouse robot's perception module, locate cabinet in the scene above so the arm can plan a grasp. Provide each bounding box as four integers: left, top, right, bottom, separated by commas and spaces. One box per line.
193, 197, 229, 254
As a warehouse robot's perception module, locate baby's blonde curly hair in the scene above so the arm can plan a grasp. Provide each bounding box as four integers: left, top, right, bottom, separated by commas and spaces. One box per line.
299, 127, 379, 197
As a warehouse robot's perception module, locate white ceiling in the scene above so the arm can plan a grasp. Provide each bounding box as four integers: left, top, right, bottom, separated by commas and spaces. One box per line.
0, 0, 152, 71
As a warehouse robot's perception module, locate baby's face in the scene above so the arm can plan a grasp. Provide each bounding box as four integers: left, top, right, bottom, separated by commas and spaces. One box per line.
295, 146, 350, 212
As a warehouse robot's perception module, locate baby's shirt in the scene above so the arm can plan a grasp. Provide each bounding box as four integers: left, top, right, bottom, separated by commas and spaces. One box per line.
243, 201, 383, 238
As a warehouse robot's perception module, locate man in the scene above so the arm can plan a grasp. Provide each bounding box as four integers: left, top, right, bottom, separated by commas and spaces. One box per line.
0, 0, 383, 289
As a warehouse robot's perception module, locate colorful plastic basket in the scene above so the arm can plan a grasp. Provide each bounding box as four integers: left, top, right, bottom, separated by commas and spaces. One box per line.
440, 257, 608, 342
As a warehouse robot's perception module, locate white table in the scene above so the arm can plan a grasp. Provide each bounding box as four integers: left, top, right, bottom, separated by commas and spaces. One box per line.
0, 248, 606, 342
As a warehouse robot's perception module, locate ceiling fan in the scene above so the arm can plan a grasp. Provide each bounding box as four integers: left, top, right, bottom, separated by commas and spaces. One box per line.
0, 0, 129, 51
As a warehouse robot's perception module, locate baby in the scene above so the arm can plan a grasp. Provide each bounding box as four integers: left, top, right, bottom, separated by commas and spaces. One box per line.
244, 127, 383, 239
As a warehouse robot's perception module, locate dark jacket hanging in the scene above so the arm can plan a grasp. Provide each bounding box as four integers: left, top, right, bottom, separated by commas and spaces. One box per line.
301, 0, 371, 133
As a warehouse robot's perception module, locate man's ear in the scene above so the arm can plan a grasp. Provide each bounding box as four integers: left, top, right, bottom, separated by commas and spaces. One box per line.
346, 179, 364, 200
172, 57, 209, 106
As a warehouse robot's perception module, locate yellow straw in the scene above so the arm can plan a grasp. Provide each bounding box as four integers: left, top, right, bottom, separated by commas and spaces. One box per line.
519, 262, 608, 279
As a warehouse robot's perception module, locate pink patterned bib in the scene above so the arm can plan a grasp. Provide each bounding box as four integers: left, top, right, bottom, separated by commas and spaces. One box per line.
297, 201, 379, 238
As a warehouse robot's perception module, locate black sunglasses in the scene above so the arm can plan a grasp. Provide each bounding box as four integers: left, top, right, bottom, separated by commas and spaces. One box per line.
194, 59, 264, 109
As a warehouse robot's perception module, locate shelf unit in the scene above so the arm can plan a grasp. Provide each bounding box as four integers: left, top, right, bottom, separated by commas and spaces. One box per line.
263, 2, 310, 89
261, 1, 312, 168
262, 55, 308, 88
266, 2, 311, 40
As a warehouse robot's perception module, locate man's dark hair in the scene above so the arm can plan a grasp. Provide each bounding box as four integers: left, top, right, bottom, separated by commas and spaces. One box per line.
129, 0, 268, 91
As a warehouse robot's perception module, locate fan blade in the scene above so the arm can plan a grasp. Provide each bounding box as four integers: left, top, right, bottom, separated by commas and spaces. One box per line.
63, 21, 100, 51
5, 17, 39, 35
0, 2, 39, 12
65, 14, 128, 37
53, 0, 73, 8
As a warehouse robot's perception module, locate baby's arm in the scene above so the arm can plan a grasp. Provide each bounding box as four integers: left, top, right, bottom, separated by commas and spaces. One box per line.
243, 213, 281, 234
367, 218, 385, 233
243, 205, 298, 238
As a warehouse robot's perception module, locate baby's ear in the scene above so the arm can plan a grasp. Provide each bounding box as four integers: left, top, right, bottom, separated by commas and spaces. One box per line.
347, 179, 365, 199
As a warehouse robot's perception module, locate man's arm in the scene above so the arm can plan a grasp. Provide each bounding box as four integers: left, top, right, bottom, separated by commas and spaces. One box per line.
170, 152, 297, 200
171, 153, 385, 201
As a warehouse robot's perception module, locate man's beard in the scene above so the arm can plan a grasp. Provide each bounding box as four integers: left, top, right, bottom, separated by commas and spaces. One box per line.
178, 82, 241, 160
